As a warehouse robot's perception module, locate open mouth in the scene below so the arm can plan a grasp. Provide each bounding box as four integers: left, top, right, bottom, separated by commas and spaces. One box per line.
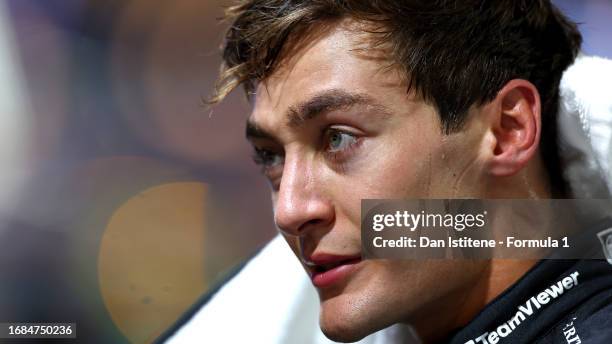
306, 255, 362, 288
312, 257, 362, 273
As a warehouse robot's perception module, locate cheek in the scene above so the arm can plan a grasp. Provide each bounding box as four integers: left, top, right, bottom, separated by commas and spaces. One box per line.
326, 161, 437, 240
355, 126, 485, 199
378, 118, 447, 196
357, 138, 445, 198
434, 131, 487, 197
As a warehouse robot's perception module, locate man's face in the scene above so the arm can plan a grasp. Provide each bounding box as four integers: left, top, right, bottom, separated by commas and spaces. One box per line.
247, 20, 491, 341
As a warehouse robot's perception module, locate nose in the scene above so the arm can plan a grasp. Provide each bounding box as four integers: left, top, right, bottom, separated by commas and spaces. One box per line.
273, 155, 334, 237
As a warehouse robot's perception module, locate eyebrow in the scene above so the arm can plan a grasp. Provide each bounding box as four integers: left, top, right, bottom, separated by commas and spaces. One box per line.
288, 89, 391, 127
245, 88, 392, 141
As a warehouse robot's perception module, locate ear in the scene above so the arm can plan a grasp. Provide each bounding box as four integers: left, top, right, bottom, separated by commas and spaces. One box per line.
486, 79, 541, 176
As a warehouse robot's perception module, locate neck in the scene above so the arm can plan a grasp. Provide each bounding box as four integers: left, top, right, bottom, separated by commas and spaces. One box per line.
413, 259, 538, 343
452, 259, 538, 327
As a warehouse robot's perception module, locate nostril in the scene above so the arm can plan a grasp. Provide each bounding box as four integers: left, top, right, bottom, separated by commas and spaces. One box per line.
302, 218, 322, 228
297, 218, 328, 234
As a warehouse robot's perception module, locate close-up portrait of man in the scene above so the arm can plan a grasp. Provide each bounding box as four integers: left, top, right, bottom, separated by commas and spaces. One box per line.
158, 1, 612, 344
3, 1, 612, 343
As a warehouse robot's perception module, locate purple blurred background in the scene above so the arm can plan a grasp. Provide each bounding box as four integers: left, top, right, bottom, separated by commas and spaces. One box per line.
0, 0, 609, 342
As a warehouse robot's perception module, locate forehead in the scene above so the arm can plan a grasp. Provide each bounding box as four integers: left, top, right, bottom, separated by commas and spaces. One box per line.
249, 19, 405, 127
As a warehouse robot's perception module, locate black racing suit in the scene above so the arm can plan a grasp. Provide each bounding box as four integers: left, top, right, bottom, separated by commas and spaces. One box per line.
446, 219, 612, 344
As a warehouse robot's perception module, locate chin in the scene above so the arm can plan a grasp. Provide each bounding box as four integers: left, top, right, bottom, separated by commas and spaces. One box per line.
320, 318, 368, 343
318, 293, 385, 343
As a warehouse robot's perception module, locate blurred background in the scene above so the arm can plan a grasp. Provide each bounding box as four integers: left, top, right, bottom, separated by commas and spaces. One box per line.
0, 0, 609, 343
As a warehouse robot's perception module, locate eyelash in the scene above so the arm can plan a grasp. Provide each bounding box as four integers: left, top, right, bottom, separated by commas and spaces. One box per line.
251, 148, 283, 170
322, 128, 362, 163
251, 127, 362, 174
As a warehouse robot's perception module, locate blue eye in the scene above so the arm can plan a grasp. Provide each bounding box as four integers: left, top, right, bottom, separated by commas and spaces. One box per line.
328, 130, 357, 152
252, 148, 283, 168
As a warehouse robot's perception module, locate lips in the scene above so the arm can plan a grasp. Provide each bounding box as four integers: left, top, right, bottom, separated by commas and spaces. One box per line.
306, 253, 362, 288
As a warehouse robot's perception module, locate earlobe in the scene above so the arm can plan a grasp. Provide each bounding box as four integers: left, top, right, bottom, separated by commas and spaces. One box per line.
487, 79, 541, 177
